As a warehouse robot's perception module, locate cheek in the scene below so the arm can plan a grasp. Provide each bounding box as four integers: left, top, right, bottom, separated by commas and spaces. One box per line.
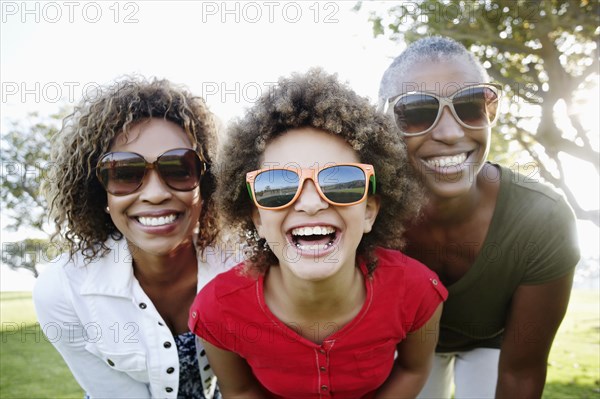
185, 191, 203, 219
254, 210, 284, 239
106, 194, 116, 209
340, 206, 369, 232
403, 139, 421, 163
403, 138, 428, 174
105, 196, 132, 230
481, 130, 492, 149
106, 195, 127, 215
252, 211, 264, 238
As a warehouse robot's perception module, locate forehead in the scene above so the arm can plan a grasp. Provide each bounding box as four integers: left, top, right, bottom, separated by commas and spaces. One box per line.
391, 56, 485, 96
109, 118, 193, 158
261, 127, 360, 168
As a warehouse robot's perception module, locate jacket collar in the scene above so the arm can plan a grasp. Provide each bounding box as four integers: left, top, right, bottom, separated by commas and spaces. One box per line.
79, 238, 136, 297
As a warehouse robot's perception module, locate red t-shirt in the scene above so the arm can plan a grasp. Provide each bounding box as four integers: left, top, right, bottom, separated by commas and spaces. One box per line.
189, 247, 447, 399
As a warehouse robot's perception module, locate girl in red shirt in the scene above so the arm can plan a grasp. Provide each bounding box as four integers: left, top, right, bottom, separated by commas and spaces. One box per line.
189, 69, 447, 398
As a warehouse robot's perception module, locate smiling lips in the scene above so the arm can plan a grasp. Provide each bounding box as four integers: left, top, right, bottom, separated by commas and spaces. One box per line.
424, 152, 468, 169
289, 225, 337, 252
136, 214, 179, 227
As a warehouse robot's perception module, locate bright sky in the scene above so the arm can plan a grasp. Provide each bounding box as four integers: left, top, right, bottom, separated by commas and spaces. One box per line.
1, 1, 598, 290
1, 1, 398, 123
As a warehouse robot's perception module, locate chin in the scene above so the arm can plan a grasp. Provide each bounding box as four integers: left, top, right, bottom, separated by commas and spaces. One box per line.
425, 177, 475, 199
128, 239, 188, 258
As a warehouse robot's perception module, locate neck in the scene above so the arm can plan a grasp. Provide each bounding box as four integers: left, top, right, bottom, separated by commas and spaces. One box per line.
418, 163, 501, 229
422, 176, 485, 225
266, 261, 365, 320
130, 241, 197, 287
424, 195, 478, 225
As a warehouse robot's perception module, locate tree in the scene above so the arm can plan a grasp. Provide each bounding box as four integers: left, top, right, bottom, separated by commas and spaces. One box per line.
0, 238, 68, 278
363, 0, 599, 225
1, 110, 69, 276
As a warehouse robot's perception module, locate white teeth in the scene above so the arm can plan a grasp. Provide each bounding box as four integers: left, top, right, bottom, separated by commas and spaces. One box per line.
137, 214, 177, 226
294, 243, 334, 251
291, 226, 335, 236
290, 225, 336, 252
425, 153, 467, 168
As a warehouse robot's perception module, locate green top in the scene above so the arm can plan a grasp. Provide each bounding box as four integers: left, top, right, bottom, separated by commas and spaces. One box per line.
437, 163, 580, 352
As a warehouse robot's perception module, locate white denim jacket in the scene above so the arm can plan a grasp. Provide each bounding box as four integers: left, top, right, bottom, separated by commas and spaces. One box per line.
33, 238, 237, 399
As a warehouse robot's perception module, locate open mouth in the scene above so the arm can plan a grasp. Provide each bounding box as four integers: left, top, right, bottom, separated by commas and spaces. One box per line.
424, 152, 470, 169
136, 213, 180, 227
289, 225, 337, 251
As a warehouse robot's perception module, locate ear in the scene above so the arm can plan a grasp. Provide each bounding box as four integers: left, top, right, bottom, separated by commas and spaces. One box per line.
363, 195, 381, 234
251, 207, 265, 238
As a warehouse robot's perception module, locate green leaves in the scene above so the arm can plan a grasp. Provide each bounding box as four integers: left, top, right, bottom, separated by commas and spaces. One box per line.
368, 0, 599, 225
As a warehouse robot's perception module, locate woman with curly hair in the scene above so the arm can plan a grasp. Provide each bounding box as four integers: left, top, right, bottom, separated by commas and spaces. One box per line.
188, 69, 448, 398
33, 77, 232, 399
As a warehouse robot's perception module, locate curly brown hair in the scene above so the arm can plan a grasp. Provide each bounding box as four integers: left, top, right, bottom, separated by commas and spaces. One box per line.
217, 68, 423, 275
45, 76, 219, 262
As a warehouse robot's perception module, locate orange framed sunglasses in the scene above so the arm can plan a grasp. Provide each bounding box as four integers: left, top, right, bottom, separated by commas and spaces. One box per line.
246, 163, 376, 210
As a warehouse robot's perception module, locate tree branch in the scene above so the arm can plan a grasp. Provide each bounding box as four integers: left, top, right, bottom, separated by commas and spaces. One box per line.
516, 134, 599, 226
536, 135, 600, 172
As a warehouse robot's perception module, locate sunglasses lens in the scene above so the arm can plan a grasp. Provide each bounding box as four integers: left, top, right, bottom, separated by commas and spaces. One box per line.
254, 169, 300, 208
394, 93, 439, 134
97, 152, 146, 195
453, 86, 499, 128
97, 149, 203, 196
318, 165, 367, 204
157, 149, 202, 191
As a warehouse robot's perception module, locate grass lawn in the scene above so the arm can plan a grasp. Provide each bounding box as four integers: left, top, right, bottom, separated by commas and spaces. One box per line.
1, 290, 598, 398
0, 292, 83, 398
544, 290, 600, 398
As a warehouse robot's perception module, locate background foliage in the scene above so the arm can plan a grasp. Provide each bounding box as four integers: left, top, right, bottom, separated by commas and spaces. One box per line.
1, 110, 68, 277
364, 0, 599, 225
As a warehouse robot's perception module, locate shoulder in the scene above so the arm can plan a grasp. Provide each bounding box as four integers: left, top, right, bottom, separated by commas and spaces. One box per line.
372, 248, 447, 331
496, 163, 573, 212
494, 163, 577, 238
491, 164, 580, 280
197, 245, 242, 290
490, 163, 577, 239
194, 263, 257, 306
32, 251, 83, 323
33, 261, 67, 309
33, 250, 82, 302
374, 247, 440, 279
373, 247, 447, 296
33, 238, 129, 311
190, 263, 259, 335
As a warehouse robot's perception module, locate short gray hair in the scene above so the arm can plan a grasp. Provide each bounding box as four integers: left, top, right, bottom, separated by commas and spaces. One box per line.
378, 36, 489, 106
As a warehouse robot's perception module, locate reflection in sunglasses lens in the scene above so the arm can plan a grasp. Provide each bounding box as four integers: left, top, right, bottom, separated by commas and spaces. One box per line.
157, 150, 201, 191
453, 87, 496, 127
97, 149, 201, 195
394, 85, 499, 135
100, 154, 145, 195
395, 94, 440, 134
318, 166, 366, 204
254, 169, 299, 208
253, 166, 368, 209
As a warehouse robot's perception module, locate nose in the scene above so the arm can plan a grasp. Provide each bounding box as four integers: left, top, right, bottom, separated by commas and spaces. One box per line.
294, 179, 329, 214
138, 169, 172, 203
430, 105, 465, 144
